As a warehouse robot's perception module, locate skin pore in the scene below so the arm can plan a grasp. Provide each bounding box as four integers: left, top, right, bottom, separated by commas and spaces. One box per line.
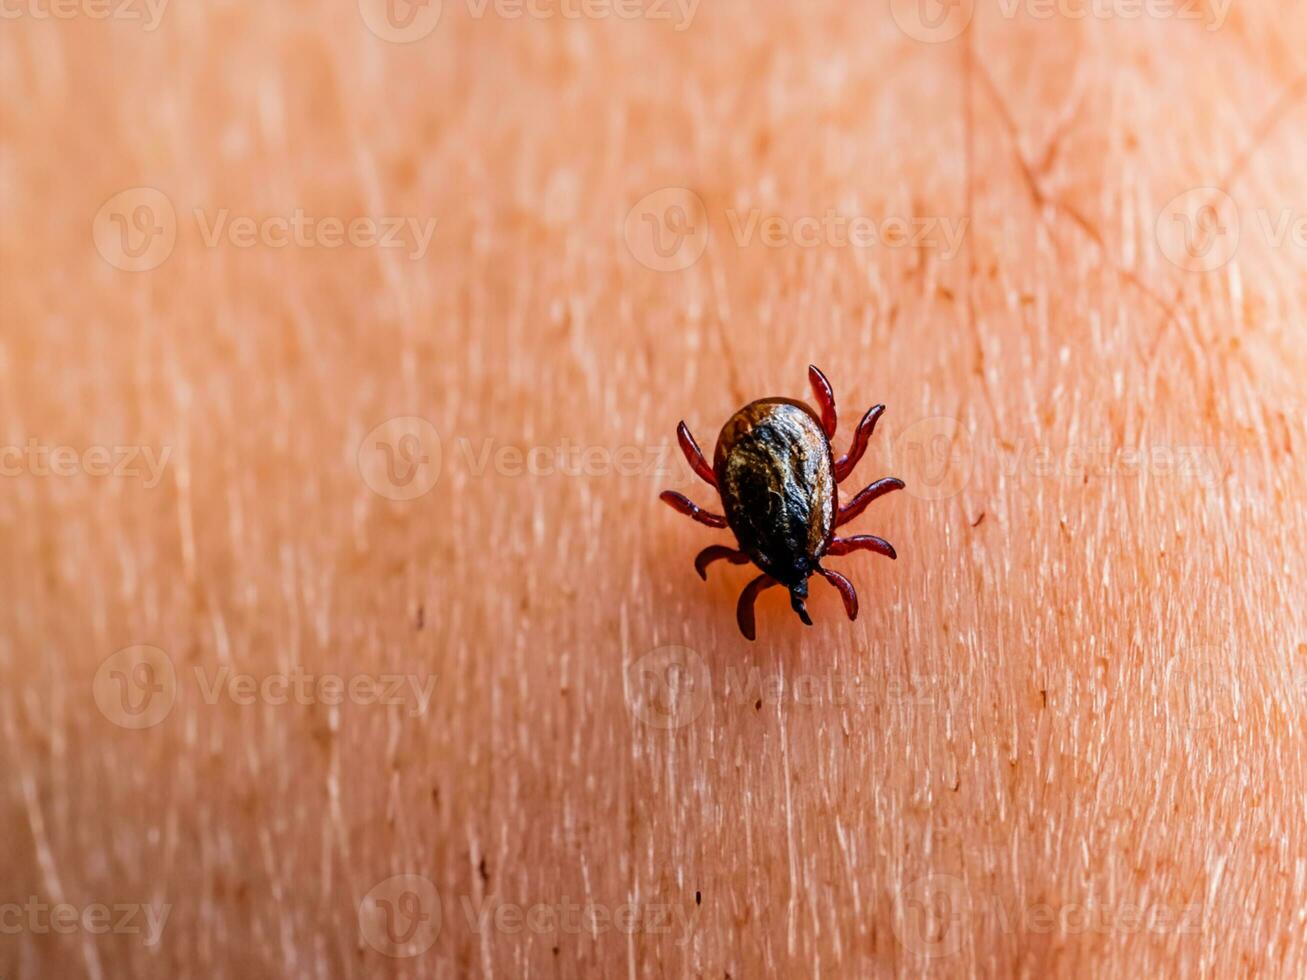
3, 1, 1306, 976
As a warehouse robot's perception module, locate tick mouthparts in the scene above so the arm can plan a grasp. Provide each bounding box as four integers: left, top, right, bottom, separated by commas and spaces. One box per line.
790, 591, 814, 627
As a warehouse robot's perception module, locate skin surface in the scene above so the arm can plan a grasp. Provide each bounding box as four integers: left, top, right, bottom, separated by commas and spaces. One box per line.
3, 1, 1307, 977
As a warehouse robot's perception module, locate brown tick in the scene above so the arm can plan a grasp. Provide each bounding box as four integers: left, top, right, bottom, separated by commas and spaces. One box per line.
660, 366, 904, 640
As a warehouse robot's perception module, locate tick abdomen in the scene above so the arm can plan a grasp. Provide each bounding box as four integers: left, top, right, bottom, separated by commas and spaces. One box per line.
713, 399, 836, 585
661, 365, 902, 639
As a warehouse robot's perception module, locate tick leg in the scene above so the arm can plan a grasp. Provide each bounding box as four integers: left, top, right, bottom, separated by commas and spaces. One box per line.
736, 573, 781, 641
790, 591, 814, 627
826, 534, 897, 560
659, 490, 727, 528
817, 567, 859, 621
836, 477, 905, 527
694, 545, 750, 580
834, 404, 886, 482
676, 421, 718, 488
807, 365, 838, 439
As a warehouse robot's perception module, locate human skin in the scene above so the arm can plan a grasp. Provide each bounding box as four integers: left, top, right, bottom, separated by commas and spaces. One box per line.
2, 0, 1306, 976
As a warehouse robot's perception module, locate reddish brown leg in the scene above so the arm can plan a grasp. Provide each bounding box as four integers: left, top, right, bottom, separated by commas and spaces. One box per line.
836, 477, 905, 527
834, 404, 886, 482
807, 365, 838, 439
736, 573, 780, 641
659, 490, 727, 528
817, 567, 859, 621
695, 545, 750, 580
826, 534, 897, 560
676, 421, 717, 488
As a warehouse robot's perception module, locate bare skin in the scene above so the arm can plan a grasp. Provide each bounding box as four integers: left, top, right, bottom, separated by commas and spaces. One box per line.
3, 2, 1307, 977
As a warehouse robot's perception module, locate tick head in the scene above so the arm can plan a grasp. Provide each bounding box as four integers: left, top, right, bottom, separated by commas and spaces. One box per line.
789, 577, 813, 627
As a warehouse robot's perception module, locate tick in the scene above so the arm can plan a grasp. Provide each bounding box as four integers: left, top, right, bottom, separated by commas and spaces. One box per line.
659, 366, 904, 640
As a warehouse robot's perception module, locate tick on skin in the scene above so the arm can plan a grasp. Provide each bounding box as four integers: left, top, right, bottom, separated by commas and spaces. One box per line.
660, 366, 904, 640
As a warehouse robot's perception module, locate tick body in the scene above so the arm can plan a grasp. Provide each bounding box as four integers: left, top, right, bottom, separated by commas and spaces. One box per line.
660, 366, 904, 640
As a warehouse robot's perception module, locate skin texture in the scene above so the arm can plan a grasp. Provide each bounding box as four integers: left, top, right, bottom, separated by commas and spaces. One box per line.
3, 1, 1307, 978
